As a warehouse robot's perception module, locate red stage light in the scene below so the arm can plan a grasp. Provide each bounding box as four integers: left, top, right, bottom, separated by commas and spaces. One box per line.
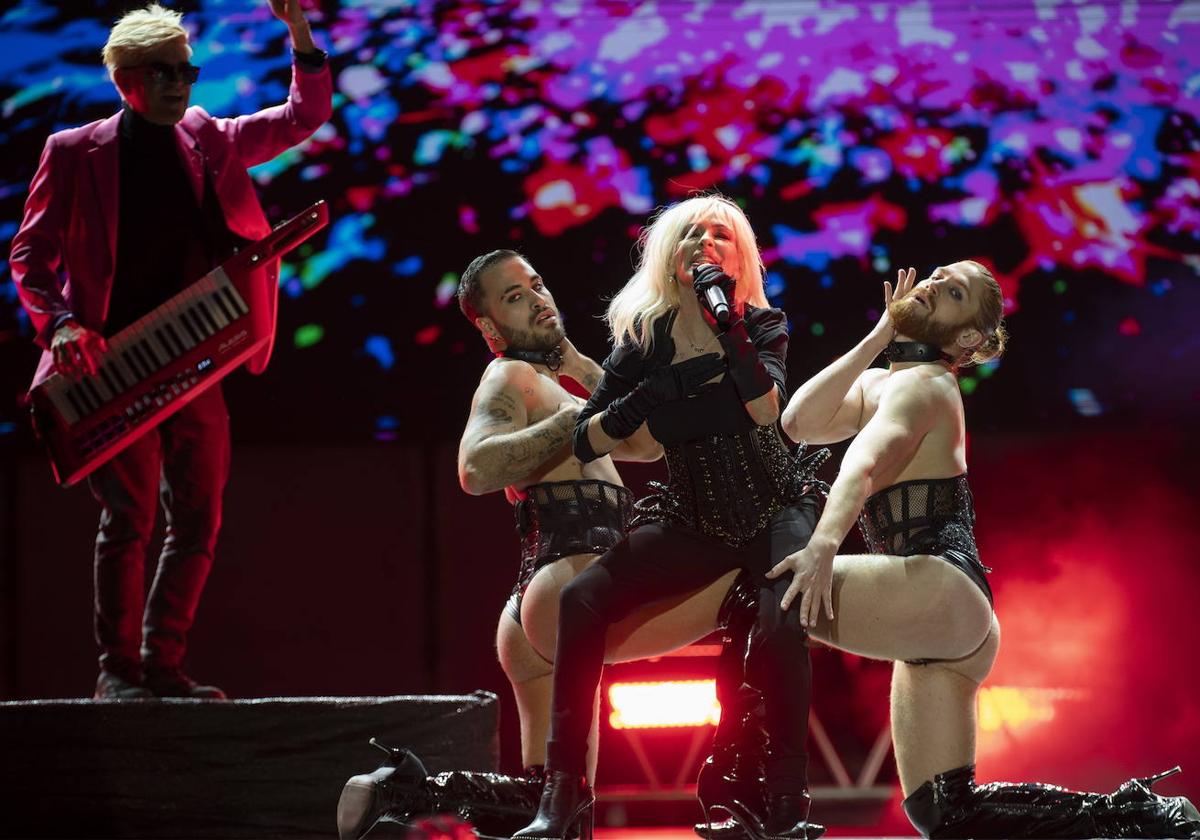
607, 679, 721, 730
977, 685, 1086, 732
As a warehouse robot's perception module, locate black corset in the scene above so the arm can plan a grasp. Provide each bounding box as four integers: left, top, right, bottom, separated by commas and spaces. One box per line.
515, 480, 633, 570
632, 425, 829, 547
858, 474, 980, 561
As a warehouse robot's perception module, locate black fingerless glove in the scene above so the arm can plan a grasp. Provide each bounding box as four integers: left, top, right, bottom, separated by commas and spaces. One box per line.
692, 264, 736, 329
599, 352, 725, 440
718, 320, 775, 402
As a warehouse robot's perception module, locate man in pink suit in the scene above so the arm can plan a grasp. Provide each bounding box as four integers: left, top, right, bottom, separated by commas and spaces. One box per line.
10, 1, 332, 699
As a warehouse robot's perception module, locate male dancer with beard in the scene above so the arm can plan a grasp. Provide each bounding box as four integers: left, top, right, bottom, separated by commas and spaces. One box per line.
752, 261, 1198, 838
337, 249, 741, 840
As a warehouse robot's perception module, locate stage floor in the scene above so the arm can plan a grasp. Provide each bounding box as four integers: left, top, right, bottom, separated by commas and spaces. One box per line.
4, 836, 912, 840
596, 832, 911, 839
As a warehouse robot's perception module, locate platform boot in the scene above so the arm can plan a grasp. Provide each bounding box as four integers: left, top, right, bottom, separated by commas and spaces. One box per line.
694, 573, 824, 840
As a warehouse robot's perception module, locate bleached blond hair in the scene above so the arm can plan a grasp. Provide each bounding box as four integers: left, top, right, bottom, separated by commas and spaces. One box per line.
102, 3, 191, 74
607, 195, 768, 353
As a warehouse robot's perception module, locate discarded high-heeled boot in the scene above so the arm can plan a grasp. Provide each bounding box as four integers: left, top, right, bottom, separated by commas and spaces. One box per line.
337, 739, 543, 840
338, 739, 429, 840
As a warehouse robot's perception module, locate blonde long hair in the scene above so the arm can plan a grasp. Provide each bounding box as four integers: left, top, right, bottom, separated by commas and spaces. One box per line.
607, 195, 768, 353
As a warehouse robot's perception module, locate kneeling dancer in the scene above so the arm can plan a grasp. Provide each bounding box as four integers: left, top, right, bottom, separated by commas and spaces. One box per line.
757, 261, 1200, 839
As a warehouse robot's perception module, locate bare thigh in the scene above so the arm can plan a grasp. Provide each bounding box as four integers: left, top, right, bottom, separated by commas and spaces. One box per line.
497, 608, 554, 686
808, 553, 993, 664
522, 553, 737, 664
925, 611, 1001, 686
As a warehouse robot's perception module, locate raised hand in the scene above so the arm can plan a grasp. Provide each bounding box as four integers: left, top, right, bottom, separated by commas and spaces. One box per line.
268, 0, 315, 52
268, 0, 307, 27
870, 266, 916, 342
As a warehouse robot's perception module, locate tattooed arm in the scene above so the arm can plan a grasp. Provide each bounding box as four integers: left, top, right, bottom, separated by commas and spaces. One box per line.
457, 363, 581, 495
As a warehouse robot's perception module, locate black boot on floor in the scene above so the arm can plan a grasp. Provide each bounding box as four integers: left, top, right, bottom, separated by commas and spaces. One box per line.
337, 739, 544, 840
903, 763, 1200, 839
337, 739, 430, 840
512, 769, 594, 840
421, 764, 544, 838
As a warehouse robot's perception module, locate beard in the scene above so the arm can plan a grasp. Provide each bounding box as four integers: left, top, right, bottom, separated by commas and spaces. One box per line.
497, 319, 566, 353
888, 297, 965, 349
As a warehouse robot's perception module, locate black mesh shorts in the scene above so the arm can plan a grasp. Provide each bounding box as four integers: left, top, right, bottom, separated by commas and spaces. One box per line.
503, 480, 633, 626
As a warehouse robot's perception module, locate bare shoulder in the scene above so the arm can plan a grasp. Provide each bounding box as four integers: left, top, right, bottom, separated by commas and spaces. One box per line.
860, 367, 888, 389
464, 360, 532, 433
879, 366, 956, 417
479, 356, 537, 390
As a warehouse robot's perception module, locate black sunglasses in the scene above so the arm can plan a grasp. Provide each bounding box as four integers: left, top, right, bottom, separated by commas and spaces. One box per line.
128, 61, 201, 85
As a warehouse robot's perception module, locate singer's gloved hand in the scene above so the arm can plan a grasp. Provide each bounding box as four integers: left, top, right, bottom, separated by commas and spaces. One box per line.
718, 319, 776, 403
692, 264, 736, 330
600, 353, 725, 440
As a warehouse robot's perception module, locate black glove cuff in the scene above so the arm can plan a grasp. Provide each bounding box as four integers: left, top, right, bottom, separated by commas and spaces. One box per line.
719, 321, 774, 402
572, 417, 602, 463
599, 388, 655, 441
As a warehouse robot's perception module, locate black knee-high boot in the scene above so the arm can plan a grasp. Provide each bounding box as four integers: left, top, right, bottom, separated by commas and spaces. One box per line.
336, 739, 543, 840
903, 763, 1200, 839
695, 573, 766, 840
694, 574, 825, 840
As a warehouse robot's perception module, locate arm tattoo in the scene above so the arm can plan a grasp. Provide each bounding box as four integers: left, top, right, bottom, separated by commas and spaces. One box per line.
482, 406, 514, 427
472, 406, 579, 489
474, 392, 518, 429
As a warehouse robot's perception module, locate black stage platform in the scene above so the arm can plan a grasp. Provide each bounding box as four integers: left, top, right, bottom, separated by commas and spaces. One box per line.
0, 692, 499, 839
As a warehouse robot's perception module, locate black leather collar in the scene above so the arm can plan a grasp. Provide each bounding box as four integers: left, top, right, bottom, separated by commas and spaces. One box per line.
884, 341, 954, 365
502, 345, 563, 372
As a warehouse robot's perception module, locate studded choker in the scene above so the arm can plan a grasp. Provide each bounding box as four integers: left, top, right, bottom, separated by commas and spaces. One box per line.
502, 345, 563, 372
884, 341, 954, 365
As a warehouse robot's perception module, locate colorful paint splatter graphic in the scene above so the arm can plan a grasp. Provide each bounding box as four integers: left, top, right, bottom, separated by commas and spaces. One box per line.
1, 1, 1197, 442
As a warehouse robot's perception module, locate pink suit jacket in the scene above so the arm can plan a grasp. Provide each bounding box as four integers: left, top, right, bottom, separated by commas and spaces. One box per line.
10, 58, 333, 390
